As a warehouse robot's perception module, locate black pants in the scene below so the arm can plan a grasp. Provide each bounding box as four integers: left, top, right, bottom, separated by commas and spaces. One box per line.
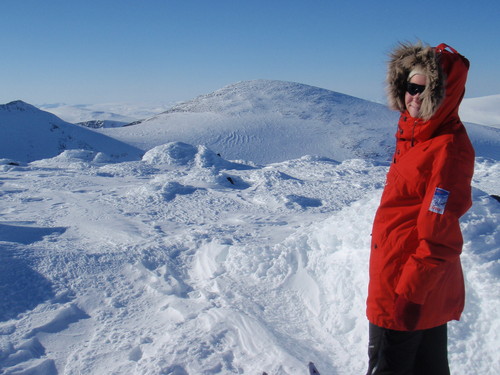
366, 323, 450, 375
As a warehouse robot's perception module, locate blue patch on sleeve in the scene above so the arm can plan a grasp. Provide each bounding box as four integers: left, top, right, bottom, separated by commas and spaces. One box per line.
429, 187, 450, 214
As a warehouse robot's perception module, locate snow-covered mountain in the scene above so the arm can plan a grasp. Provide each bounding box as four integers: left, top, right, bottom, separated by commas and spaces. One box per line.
5, 81, 498, 164
0, 101, 143, 163
38, 102, 172, 127
0, 81, 499, 374
98, 80, 500, 164
38, 84, 500, 130
460, 94, 500, 128
97, 80, 399, 164
76, 119, 129, 129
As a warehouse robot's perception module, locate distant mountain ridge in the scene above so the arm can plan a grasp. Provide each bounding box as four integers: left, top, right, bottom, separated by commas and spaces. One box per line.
104, 80, 400, 164
1, 100, 41, 113
162, 80, 377, 121
460, 94, 500, 128
38, 89, 500, 129
122, 80, 497, 163
77, 119, 128, 129
0, 100, 143, 163
2, 81, 500, 164
39, 102, 171, 126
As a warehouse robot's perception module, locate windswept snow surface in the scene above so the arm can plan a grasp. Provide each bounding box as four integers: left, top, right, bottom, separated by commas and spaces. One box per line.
0, 80, 499, 374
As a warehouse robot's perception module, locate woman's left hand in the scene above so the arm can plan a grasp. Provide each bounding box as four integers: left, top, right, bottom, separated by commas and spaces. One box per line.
394, 295, 422, 331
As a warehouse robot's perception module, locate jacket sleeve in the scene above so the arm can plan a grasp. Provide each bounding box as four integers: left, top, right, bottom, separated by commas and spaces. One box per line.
395, 138, 474, 305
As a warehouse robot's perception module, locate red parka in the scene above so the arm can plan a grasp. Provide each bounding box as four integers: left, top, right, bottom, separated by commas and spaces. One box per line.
366, 44, 475, 331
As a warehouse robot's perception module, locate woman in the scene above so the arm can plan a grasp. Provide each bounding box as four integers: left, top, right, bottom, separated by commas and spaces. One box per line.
366, 42, 474, 374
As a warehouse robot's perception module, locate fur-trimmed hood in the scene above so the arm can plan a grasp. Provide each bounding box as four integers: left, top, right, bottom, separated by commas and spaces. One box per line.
386, 42, 445, 120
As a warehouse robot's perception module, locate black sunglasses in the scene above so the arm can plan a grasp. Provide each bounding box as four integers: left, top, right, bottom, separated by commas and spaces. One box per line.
407, 82, 426, 96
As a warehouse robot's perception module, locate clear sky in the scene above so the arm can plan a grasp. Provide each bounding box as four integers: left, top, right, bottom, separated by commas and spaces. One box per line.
1, 0, 499, 106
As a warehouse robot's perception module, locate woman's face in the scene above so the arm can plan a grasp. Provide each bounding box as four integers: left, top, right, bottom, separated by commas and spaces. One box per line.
405, 74, 427, 118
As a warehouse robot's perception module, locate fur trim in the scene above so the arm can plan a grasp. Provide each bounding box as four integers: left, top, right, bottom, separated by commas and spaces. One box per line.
386, 42, 445, 120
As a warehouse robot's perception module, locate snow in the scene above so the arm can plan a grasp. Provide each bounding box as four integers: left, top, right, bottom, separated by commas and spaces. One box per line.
95, 80, 499, 164
0, 101, 143, 163
38, 103, 173, 127
1, 80, 499, 374
460, 95, 500, 128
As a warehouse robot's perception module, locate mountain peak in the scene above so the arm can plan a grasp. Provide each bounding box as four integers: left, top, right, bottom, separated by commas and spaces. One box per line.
162, 79, 381, 121
0, 100, 143, 163
0, 100, 40, 113
122, 80, 400, 164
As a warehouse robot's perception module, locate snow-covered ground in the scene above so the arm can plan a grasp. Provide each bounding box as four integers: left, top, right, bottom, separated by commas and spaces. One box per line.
1, 80, 499, 374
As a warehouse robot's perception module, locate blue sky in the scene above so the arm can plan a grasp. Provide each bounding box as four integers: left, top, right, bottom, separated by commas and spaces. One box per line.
1, 0, 499, 106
